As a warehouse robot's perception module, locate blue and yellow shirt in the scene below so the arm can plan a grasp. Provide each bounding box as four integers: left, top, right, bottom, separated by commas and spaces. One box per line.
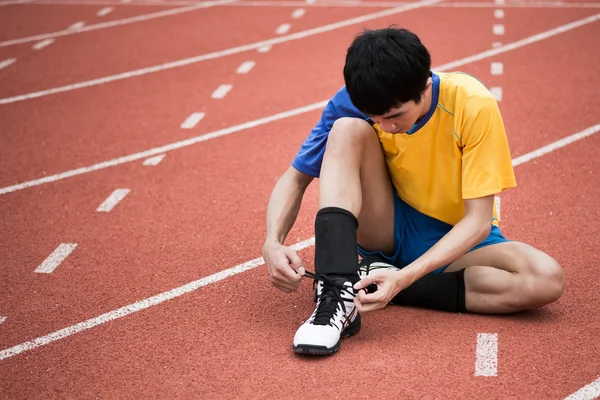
292, 72, 516, 226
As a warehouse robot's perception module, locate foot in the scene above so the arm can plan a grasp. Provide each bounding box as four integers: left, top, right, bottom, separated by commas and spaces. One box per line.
293, 275, 360, 355
357, 255, 401, 293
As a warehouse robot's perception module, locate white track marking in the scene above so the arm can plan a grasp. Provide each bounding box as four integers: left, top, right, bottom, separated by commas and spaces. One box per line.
257, 45, 271, 52
494, 196, 501, 221
0, 0, 441, 105
211, 84, 232, 99
0, 317, 6, 325
96, 189, 130, 212
475, 333, 498, 376
34, 243, 77, 274
276, 23, 292, 34
512, 124, 600, 166
493, 24, 505, 35
180, 112, 205, 129
32, 38, 54, 50
490, 87, 503, 101
143, 154, 165, 166
97, 6, 114, 16
0, 237, 315, 361
565, 377, 600, 400
491, 61, 504, 75
0, 58, 16, 70
236, 60, 255, 74
494, 8, 504, 18
0, 0, 236, 48
0, 124, 597, 359
492, 41, 502, 48
292, 7, 306, 17
0, 15, 598, 195
0, 0, 35, 6
68, 21, 86, 30
495, 0, 505, 4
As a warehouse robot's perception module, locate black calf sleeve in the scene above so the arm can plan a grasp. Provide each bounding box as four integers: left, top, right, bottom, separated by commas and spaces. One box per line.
391, 269, 467, 313
314, 207, 359, 280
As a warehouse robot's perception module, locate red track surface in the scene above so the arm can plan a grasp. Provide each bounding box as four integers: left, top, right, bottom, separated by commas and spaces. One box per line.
1, 1, 599, 398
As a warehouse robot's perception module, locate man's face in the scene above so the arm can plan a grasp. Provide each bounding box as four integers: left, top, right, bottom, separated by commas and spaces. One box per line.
368, 101, 423, 134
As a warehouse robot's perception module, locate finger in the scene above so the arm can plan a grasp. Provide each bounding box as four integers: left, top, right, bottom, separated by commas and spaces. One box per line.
357, 288, 385, 304
284, 249, 305, 275
278, 262, 303, 283
271, 273, 300, 292
353, 275, 378, 291
354, 294, 384, 313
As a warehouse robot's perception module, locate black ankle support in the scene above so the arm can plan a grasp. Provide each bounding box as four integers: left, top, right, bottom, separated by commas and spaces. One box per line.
314, 207, 359, 279
391, 269, 467, 313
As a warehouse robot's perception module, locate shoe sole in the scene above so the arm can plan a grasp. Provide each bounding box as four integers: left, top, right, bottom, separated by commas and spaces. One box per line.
292, 316, 361, 356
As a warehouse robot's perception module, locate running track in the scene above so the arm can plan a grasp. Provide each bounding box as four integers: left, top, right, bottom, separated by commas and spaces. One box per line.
0, 0, 599, 398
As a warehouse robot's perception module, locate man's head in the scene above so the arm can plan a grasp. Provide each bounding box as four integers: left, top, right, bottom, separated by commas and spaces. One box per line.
343, 27, 432, 133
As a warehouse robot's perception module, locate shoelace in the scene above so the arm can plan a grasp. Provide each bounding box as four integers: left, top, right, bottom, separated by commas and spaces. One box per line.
303, 271, 356, 326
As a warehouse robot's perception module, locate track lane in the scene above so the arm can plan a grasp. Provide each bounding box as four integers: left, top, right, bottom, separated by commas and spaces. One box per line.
0, 133, 598, 398
1, 9, 597, 188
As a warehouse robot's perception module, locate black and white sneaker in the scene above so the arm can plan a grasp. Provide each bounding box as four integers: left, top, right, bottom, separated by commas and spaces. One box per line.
293, 273, 360, 355
357, 255, 401, 293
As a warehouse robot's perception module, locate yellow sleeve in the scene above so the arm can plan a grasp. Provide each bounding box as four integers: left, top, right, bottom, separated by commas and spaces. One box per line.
459, 96, 517, 199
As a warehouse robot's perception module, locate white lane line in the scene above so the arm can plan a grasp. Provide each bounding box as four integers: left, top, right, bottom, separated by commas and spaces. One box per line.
0, 14, 598, 195
97, 6, 114, 16
0, 124, 597, 360
276, 23, 292, 34
490, 87, 503, 101
493, 24, 505, 35
143, 154, 165, 166
0, 317, 6, 325
491, 61, 504, 75
97, 189, 130, 212
180, 112, 205, 129
211, 84, 232, 99
475, 333, 498, 376
494, 196, 501, 221
565, 377, 600, 400
292, 8, 306, 17
34, 244, 78, 274
0, 0, 236, 48
492, 41, 502, 48
236, 60, 255, 74
0, 58, 16, 71
0, 237, 315, 361
495, 0, 505, 4
257, 45, 272, 52
68, 21, 86, 30
494, 9, 504, 18
0, 0, 442, 105
32, 38, 54, 50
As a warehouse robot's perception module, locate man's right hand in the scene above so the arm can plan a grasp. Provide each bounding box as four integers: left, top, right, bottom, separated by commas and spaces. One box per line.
262, 241, 305, 293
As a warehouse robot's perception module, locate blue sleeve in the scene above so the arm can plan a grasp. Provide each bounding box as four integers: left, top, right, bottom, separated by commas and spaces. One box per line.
291, 87, 372, 177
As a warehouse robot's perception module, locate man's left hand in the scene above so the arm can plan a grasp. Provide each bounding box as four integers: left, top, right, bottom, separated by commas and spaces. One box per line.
353, 269, 416, 313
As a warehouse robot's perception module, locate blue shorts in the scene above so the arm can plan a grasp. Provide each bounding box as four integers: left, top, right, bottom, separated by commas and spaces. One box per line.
357, 191, 509, 274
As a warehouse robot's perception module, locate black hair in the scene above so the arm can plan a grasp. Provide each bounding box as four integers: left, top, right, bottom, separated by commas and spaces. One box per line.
343, 27, 431, 116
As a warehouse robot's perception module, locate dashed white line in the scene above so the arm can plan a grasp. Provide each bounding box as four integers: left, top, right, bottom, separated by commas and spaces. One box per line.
68, 21, 86, 30
34, 244, 78, 274
211, 84, 232, 99
492, 42, 503, 48
97, 6, 114, 16
292, 8, 306, 17
143, 154, 166, 166
493, 24, 505, 35
494, 9, 505, 18
96, 189, 130, 212
236, 60, 256, 74
276, 23, 292, 34
565, 377, 600, 400
0, 316, 6, 326
494, 0, 505, 4
0, 58, 16, 71
32, 39, 54, 50
491, 61, 504, 75
180, 112, 205, 129
490, 87, 503, 101
475, 333, 498, 377
494, 196, 501, 221
257, 45, 272, 53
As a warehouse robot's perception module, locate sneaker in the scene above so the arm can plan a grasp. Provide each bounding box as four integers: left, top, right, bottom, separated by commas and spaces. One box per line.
293, 273, 360, 355
357, 255, 401, 293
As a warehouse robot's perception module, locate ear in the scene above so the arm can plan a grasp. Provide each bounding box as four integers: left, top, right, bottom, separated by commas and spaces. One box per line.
421, 78, 433, 100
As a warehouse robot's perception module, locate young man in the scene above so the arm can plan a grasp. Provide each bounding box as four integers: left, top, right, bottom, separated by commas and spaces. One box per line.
262, 28, 565, 356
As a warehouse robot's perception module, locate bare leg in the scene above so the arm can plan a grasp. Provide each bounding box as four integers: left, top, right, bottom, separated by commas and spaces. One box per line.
318, 117, 395, 254
445, 241, 565, 313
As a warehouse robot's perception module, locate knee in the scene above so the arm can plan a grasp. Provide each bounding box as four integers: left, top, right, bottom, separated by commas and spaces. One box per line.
518, 255, 565, 309
326, 118, 376, 152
